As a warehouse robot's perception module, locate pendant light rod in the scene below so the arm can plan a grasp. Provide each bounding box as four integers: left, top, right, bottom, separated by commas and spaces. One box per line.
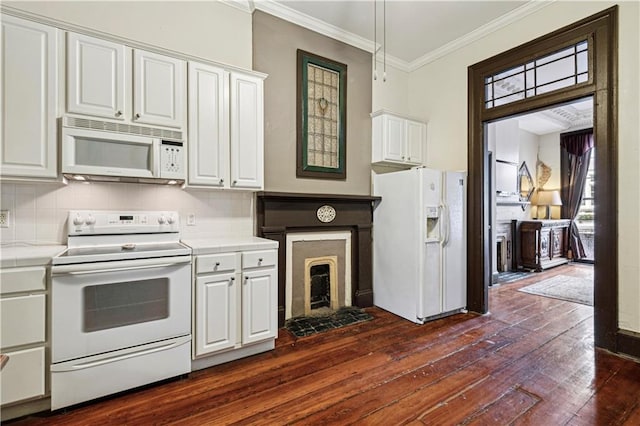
373, 0, 377, 80
383, 0, 386, 82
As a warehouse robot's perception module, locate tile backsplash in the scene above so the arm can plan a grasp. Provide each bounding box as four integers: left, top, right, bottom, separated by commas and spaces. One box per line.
0, 181, 254, 244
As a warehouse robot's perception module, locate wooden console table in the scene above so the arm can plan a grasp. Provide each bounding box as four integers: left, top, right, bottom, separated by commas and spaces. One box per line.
519, 219, 571, 271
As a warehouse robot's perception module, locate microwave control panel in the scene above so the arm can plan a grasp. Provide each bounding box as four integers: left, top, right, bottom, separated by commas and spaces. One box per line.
160, 141, 185, 179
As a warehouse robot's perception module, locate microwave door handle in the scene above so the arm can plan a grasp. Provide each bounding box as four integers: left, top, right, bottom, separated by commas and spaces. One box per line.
152, 139, 161, 177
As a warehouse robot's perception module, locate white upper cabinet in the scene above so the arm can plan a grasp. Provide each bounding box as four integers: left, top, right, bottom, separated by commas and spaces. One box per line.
372, 110, 427, 167
67, 33, 126, 120
1, 16, 58, 178
66, 33, 185, 129
230, 73, 264, 189
133, 49, 185, 128
188, 62, 228, 186
188, 62, 264, 190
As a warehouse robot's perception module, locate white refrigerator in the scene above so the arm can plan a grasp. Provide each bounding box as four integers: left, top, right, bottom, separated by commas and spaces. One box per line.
372, 167, 467, 324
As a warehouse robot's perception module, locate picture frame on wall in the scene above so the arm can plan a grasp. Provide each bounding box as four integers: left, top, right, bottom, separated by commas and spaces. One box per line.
296, 49, 347, 179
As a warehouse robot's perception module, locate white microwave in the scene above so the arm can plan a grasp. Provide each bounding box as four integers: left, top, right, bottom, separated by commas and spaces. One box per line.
61, 117, 185, 184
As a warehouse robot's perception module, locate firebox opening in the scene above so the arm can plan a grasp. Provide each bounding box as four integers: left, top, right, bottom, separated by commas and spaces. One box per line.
310, 264, 331, 310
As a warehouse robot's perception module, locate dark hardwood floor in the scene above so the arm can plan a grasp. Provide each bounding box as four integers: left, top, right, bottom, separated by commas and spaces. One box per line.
10, 263, 640, 425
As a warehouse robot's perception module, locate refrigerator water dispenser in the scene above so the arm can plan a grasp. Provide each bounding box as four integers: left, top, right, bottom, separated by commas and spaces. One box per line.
426, 206, 440, 240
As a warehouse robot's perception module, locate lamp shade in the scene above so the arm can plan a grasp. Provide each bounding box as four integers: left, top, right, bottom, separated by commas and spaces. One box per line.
537, 190, 563, 206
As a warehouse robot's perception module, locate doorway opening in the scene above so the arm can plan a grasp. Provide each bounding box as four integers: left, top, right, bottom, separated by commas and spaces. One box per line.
467, 7, 617, 351
487, 98, 594, 308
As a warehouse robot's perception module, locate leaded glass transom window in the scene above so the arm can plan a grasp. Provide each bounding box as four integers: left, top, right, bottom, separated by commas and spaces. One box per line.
485, 40, 589, 109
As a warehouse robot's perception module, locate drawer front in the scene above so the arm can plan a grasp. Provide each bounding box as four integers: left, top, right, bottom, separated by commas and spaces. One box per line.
0, 346, 45, 405
0, 294, 46, 348
0, 266, 46, 294
196, 253, 238, 275
242, 250, 277, 269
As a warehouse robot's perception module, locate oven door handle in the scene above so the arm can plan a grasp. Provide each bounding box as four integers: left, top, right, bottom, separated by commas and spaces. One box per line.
51, 335, 191, 372
51, 255, 191, 275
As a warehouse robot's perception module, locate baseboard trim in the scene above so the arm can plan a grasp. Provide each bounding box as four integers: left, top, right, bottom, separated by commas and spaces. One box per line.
617, 330, 640, 360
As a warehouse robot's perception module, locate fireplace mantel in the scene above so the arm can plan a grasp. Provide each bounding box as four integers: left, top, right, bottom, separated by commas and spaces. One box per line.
256, 191, 380, 326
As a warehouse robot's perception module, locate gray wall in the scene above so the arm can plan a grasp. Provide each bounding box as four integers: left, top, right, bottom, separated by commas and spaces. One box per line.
253, 11, 372, 195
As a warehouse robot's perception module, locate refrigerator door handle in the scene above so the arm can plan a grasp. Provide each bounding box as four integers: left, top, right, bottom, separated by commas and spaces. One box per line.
440, 203, 451, 247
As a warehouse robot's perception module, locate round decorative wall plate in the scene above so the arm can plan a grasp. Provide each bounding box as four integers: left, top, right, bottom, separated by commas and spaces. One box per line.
316, 205, 336, 223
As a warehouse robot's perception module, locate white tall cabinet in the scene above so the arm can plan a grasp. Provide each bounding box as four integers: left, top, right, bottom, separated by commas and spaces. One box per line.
67, 32, 185, 129
188, 61, 264, 189
1, 16, 58, 178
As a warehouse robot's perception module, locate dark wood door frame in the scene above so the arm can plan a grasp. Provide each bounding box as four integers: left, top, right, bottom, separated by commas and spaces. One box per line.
467, 7, 620, 352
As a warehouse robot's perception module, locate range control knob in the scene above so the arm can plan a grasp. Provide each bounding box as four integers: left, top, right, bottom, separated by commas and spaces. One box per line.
167, 215, 176, 225
73, 214, 84, 226
85, 214, 96, 226
158, 215, 166, 225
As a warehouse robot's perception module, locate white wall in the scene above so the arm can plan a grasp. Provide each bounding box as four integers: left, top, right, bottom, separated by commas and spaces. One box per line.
372, 62, 410, 116
537, 132, 562, 219
407, 1, 640, 333
4, 1, 253, 69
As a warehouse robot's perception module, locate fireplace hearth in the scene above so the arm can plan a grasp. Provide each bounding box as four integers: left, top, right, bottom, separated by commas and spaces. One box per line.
257, 192, 380, 327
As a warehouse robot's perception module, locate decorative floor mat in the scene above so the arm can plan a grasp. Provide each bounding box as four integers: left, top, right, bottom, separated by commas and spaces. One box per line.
285, 307, 373, 338
518, 274, 593, 306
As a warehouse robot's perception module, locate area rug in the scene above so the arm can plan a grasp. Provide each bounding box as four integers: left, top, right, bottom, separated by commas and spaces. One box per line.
284, 307, 373, 338
518, 274, 593, 306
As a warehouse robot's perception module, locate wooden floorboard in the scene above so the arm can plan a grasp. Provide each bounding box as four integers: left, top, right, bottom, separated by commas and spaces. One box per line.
8, 263, 640, 425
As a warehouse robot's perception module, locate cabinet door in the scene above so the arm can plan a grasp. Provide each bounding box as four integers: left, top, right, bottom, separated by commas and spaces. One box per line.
1, 294, 46, 348
539, 229, 551, 260
67, 32, 126, 120
551, 228, 564, 258
0, 347, 45, 405
133, 49, 185, 128
230, 72, 264, 189
194, 272, 237, 357
405, 120, 425, 165
383, 115, 405, 162
188, 62, 229, 186
242, 267, 277, 345
1, 16, 58, 178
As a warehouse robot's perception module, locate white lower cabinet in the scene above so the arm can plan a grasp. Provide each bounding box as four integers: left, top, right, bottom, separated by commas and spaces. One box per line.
192, 248, 277, 367
0, 266, 48, 411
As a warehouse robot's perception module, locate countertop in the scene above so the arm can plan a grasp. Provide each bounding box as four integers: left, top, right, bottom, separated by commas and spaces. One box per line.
1, 243, 67, 268
181, 236, 278, 255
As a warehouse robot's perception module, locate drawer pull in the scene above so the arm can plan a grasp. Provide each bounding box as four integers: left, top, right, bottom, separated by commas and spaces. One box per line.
258, 258, 263, 263
215, 262, 220, 267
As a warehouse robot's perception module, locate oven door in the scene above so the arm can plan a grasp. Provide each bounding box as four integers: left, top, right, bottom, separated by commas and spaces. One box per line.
51, 255, 191, 363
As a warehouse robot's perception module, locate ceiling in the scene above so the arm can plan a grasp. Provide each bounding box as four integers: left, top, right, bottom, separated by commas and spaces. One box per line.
254, 0, 539, 71
247, 0, 593, 133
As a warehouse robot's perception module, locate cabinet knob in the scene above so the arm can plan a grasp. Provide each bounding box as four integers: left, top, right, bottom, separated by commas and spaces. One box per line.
230, 277, 235, 282
220, 178, 224, 184
407, 156, 411, 160
258, 258, 263, 263
401, 156, 405, 160
233, 180, 237, 185
215, 262, 220, 267
115, 110, 122, 117
244, 276, 249, 284
135, 113, 141, 119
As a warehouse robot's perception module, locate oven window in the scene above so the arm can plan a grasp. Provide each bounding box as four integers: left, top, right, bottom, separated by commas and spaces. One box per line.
83, 278, 169, 332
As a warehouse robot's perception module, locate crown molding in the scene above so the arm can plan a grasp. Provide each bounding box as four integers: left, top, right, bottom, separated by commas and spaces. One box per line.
408, 0, 556, 72
221, 0, 254, 14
